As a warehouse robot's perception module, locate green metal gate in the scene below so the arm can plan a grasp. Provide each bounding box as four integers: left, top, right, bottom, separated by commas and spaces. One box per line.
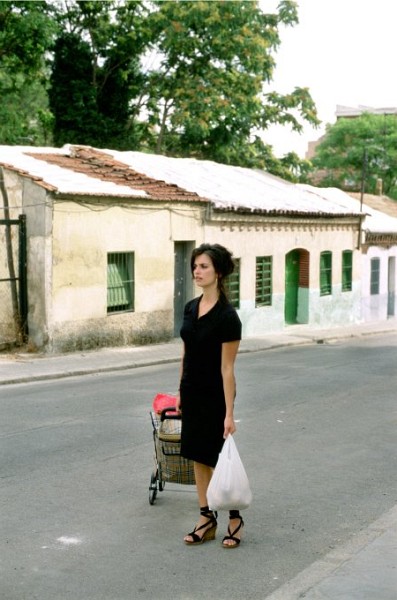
0, 215, 28, 348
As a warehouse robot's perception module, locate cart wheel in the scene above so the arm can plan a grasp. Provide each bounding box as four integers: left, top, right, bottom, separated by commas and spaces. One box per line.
159, 479, 165, 492
149, 472, 158, 505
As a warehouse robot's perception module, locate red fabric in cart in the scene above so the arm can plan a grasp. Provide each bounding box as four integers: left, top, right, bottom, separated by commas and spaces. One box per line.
152, 393, 178, 414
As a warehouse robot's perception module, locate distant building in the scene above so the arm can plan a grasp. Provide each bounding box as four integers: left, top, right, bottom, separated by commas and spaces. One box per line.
335, 105, 397, 119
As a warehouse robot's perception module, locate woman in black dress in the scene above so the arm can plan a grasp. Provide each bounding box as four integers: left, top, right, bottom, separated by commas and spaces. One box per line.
176, 243, 244, 548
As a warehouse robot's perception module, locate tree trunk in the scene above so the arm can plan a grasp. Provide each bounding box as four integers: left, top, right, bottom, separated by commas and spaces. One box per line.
156, 100, 172, 154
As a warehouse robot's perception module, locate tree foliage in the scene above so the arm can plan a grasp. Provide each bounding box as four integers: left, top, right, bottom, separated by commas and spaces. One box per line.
0, 1, 56, 144
0, 0, 54, 73
1, 0, 320, 180
142, 0, 319, 175
311, 113, 397, 200
49, 0, 150, 148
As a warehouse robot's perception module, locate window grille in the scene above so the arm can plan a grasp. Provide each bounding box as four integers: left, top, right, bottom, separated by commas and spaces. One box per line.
342, 250, 353, 292
255, 256, 272, 307
320, 251, 332, 296
107, 252, 134, 313
370, 257, 380, 295
225, 258, 240, 309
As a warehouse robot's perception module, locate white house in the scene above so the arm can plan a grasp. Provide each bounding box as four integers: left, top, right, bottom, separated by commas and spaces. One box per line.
1, 144, 394, 353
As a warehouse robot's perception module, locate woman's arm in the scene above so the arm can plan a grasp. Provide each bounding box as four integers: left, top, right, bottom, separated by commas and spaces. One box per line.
221, 340, 240, 438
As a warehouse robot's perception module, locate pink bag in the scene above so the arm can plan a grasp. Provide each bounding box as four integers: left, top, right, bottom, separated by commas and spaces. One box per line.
152, 393, 177, 415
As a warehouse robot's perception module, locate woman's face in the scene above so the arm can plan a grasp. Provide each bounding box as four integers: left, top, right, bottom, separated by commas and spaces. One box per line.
192, 253, 218, 289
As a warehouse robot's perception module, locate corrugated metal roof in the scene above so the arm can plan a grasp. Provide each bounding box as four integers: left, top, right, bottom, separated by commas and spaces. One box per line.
1, 144, 396, 233
108, 148, 362, 217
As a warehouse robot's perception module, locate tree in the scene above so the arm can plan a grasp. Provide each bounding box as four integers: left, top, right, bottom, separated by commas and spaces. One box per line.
49, 0, 150, 149
49, 32, 103, 146
311, 113, 397, 200
47, 0, 319, 178
1, 0, 320, 180
142, 0, 319, 176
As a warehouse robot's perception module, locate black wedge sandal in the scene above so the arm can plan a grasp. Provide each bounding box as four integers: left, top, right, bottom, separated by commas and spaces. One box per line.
222, 510, 244, 549
184, 506, 218, 545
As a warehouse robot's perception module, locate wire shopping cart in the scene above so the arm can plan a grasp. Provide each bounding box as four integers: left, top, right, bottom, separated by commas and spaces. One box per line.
149, 394, 195, 505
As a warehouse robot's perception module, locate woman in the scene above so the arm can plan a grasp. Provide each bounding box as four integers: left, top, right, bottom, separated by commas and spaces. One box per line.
176, 243, 244, 548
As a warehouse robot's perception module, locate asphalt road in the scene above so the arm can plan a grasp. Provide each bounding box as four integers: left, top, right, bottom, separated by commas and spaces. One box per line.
1, 334, 397, 600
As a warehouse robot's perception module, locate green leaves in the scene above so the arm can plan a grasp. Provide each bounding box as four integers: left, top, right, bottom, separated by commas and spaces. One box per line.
143, 0, 317, 177
312, 113, 397, 199
0, 1, 55, 144
0, 0, 55, 74
1, 0, 318, 182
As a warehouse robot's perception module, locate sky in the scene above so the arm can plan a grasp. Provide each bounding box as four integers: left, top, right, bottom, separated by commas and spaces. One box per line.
262, 0, 397, 158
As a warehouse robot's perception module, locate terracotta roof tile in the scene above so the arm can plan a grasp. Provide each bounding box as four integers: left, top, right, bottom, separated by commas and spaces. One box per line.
26, 147, 210, 203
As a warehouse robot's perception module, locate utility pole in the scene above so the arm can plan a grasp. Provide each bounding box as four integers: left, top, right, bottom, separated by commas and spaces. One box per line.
357, 148, 368, 249
359, 147, 368, 213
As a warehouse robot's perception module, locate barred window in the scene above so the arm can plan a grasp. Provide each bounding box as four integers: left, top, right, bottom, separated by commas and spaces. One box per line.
320, 251, 332, 296
256, 256, 272, 307
370, 257, 380, 295
225, 258, 240, 309
342, 250, 353, 292
107, 252, 134, 313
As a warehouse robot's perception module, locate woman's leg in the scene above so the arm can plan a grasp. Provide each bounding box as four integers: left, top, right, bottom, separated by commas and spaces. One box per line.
193, 461, 213, 506
184, 461, 216, 543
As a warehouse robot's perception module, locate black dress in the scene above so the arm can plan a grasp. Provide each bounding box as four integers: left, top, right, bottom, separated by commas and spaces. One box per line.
179, 296, 242, 467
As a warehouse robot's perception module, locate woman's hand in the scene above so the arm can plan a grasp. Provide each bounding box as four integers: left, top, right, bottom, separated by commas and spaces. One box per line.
224, 415, 236, 438
175, 392, 182, 413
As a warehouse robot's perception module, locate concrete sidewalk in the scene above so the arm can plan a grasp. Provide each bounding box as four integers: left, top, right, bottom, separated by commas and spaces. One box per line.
1, 318, 397, 387
264, 503, 397, 600
1, 319, 397, 599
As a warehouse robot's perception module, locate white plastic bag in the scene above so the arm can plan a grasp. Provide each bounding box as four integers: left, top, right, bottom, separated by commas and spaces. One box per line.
207, 435, 252, 511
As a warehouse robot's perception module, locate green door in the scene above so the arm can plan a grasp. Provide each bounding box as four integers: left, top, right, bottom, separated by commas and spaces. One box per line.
285, 250, 300, 324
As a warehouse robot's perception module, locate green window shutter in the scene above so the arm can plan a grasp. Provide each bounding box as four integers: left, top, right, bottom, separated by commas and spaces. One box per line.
320, 251, 332, 296
342, 250, 353, 292
370, 257, 380, 295
255, 256, 272, 307
107, 252, 134, 313
225, 258, 240, 309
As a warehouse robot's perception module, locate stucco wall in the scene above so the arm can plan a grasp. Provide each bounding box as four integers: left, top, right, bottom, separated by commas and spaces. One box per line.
0, 171, 49, 348
21, 180, 53, 348
361, 246, 397, 321
0, 171, 22, 345
48, 200, 203, 352
204, 219, 361, 336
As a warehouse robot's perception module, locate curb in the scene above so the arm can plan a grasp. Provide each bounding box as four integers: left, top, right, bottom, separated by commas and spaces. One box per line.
0, 356, 181, 386
1, 325, 396, 386
263, 503, 397, 600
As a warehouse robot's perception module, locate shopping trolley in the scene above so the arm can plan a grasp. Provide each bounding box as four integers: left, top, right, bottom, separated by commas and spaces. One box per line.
149, 394, 195, 505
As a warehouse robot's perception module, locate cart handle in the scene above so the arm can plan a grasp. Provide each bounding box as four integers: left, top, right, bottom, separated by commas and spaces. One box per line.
160, 407, 181, 421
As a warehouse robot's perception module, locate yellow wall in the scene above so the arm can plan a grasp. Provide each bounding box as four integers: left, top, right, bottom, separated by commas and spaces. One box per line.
49, 200, 204, 351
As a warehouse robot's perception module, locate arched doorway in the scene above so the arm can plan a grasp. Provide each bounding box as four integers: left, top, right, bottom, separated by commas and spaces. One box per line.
285, 249, 310, 324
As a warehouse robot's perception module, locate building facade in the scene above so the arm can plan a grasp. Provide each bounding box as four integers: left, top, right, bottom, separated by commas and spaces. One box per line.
1, 145, 394, 352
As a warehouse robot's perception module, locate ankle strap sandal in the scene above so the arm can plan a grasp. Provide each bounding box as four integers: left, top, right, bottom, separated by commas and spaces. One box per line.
184, 506, 218, 545
222, 511, 244, 549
